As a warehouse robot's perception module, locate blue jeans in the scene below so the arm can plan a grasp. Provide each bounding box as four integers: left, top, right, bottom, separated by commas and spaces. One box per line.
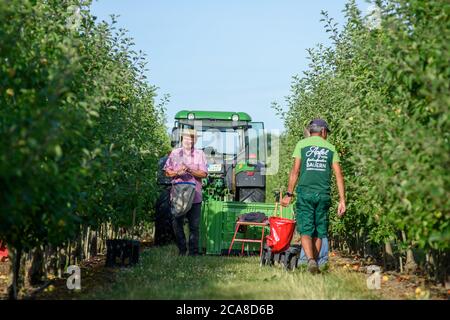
298, 237, 329, 266
172, 202, 202, 255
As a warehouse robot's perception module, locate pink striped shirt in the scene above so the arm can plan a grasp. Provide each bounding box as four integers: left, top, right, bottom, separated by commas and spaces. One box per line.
163, 147, 208, 203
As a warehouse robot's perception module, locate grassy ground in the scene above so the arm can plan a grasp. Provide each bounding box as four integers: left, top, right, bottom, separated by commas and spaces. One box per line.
85, 245, 379, 300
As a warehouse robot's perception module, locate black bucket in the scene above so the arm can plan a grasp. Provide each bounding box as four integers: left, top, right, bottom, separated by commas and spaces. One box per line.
105, 239, 140, 267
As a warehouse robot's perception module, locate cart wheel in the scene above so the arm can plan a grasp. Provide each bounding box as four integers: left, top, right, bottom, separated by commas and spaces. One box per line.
281, 253, 286, 264
280, 253, 289, 269
288, 255, 298, 271
273, 253, 278, 264
267, 250, 274, 266
260, 250, 266, 267
260, 246, 271, 267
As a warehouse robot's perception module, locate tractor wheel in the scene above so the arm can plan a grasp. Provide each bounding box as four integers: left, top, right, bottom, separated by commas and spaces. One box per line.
154, 217, 175, 246
237, 187, 265, 203
154, 188, 176, 246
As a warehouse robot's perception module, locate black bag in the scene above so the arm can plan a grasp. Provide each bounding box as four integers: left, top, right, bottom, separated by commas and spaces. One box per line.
238, 212, 268, 223
237, 212, 268, 233
170, 182, 196, 217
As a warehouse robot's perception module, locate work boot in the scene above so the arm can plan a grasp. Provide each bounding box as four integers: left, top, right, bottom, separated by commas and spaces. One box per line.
307, 258, 319, 274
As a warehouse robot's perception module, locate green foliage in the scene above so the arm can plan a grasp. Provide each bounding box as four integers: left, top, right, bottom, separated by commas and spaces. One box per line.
0, 0, 170, 251
265, 132, 298, 203
270, 0, 449, 254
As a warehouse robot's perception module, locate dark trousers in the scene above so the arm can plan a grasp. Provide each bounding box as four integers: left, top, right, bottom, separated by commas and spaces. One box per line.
172, 202, 202, 255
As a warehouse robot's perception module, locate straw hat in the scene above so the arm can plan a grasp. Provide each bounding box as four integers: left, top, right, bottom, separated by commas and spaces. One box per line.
182, 128, 198, 142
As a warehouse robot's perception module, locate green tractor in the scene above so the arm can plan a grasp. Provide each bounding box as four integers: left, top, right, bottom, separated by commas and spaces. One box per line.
155, 110, 293, 254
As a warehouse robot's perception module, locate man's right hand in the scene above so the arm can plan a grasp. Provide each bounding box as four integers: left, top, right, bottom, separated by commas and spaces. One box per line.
281, 195, 292, 207
337, 199, 346, 217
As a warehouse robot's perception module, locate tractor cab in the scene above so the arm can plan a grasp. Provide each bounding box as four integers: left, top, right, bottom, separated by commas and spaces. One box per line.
171, 110, 267, 202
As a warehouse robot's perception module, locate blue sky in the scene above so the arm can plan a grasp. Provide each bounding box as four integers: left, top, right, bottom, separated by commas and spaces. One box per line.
91, 0, 369, 132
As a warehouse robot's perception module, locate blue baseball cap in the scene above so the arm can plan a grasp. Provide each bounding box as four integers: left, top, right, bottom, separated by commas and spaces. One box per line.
309, 119, 331, 132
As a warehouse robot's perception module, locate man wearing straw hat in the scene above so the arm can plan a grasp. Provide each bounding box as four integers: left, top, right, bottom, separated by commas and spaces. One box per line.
281, 119, 346, 274
164, 128, 208, 256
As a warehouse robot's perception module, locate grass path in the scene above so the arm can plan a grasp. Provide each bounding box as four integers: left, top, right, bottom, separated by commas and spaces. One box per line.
86, 245, 380, 300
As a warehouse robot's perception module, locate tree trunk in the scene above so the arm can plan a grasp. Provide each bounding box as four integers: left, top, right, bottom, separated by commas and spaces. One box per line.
22, 251, 31, 290
383, 241, 396, 270
56, 246, 61, 278
75, 235, 83, 264
58, 247, 67, 278
44, 245, 57, 279
132, 207, 136, 240
67, 241, 72, 266
97, 225, 102, 254
401, 231, 417, 274
84, 226, 90, 260
28, 246, 44, 286
405, 249, 417, 274
7, 246, 22, 300
430, 249, 448, 284
90, 230, 98, 257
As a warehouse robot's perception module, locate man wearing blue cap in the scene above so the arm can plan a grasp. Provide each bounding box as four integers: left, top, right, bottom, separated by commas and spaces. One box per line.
281, 119, 346, 274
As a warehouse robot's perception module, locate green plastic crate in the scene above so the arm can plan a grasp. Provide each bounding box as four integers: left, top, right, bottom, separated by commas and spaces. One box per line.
199, 200, 295, 255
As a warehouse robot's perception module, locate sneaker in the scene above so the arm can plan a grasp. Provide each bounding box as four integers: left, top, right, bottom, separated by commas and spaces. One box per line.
307, 258, 319, 274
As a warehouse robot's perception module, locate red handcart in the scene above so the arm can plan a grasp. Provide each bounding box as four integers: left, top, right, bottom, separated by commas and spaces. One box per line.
260, 194, 301, 271
265, 201, 296, 254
